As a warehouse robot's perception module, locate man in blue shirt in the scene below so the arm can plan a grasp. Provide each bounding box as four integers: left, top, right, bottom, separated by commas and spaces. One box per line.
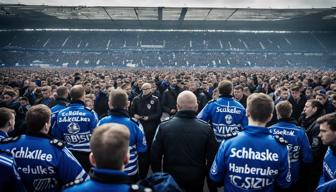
64, 123, 151, 192
0, 104, 87, 192
52, 85, 98, 172
269, 101, 313, 190
197, 80, 248, 143
0, 150, 26, 192
0, 107, 15, 139
210, 93, 291, 192
316, 113, 336, 191
98, 88, 147, 182
50, 86, 69, 129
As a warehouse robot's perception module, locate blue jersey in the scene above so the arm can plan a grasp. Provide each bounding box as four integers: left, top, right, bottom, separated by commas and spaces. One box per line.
269, 120, 313, 183
0, 134, 88, 192
98, 109, 147, 176
63, 168, 130, 192
316, 179, 336, 192
210, 125, 291, 192
0, 130, 8, 139
52, 101, 98, 152
50, 103, 67, 129
197, 96, 248, 142
319, 148, 336, 186
0, 150, 26, 192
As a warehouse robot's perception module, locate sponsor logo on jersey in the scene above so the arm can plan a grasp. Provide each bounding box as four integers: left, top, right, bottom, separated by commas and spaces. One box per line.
230, 147, 279, 161
11, 147, 53, 162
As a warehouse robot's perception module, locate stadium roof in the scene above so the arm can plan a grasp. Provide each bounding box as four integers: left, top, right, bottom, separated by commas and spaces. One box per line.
1, 5, 335, 21
1, 0, 335, 8
0, 5, 335, 31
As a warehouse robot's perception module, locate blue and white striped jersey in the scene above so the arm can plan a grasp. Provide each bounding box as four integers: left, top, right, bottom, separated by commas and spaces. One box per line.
197, 96, 248, 143
98, 109, 147, 176
0, 150, 26, 192
0, 134, 88, 192
52, 101, 98, 152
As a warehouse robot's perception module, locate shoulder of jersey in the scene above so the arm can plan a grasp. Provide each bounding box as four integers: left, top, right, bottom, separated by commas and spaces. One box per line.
49, 138, 65, 148
273, 134, 288, 145
0, 136, 20, 144
84, 107, 94, 112
131, 117, 140, 125
207, 99, 216, 104
64, 177, 85, 188
0, 149, 13, 156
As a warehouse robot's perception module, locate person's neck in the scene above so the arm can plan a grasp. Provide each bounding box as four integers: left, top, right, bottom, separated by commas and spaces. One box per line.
248, 119, 266, 127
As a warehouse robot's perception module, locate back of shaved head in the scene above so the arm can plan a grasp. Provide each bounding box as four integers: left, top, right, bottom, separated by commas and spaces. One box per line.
70, 85, 85, 101
177, 91, 198, 112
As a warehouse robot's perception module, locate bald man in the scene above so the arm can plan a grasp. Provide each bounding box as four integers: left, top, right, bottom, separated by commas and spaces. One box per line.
151, 91, 217, 192
130, 82, 162, 178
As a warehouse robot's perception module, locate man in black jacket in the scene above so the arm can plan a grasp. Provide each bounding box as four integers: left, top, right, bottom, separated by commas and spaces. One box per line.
161, 78, 182, 117
299, 99, 327, 192
131, 83, 162, 178
151, 90, 218, 192
289, 85, 307, 121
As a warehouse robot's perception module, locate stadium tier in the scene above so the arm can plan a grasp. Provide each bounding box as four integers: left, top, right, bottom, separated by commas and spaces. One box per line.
0, 31, 335, 68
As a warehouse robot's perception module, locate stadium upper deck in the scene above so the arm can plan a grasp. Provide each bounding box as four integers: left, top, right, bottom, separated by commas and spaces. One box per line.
0, 5, 335, 68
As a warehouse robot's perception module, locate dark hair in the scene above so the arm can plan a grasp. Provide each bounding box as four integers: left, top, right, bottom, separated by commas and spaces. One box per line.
56, 86, 69, 98
26, 104, 51, 133
308, 99, 323, 111
3, 90, 16, 98
109, 88, 128, 109
317, 112, 336, 131
234, 85, 244, 91
218, 80, 233, 95
275, 101, 292, 119
90, 123, 130, 169
247, 93, 274, 123
0, 108, 15, 129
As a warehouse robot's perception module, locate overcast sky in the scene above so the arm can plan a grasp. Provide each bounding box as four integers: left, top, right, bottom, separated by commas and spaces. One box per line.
1, 0, 335, 8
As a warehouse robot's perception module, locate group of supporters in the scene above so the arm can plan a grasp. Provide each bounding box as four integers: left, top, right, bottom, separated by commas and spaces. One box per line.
0, 67, 336, 192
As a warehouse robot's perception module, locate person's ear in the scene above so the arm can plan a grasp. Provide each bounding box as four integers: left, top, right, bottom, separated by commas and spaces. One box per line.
41, 122, 50, 134
176, 104, 181, 111
89, 152, 96, 167
246, 109, 251, 118
266, 113, 273, 123
194, 103, 199, 112
123, 151, 129, 165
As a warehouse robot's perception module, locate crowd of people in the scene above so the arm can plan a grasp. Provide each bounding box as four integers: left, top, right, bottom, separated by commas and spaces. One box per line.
0, 67, 336, 192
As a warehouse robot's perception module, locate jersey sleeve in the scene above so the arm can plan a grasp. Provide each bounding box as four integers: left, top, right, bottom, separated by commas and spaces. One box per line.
136, 123, 147, 153
89, 111, 99, 130
300, 131, 313, 163
57, 148, 88, 185
51, 116, 62, 140
209, 141, 227, 183
241, 112, 248, 128
316, 178, 336, 192
197, 103, 211, 122
275, 146, 292, 188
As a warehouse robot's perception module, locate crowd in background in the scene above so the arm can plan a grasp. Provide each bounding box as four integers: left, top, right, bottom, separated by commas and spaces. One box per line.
0, 67, 336, 192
